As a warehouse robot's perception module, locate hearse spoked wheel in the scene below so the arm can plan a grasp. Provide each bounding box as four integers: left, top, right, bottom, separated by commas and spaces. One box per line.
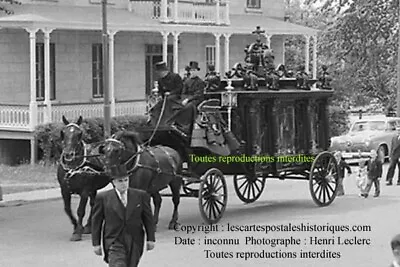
233, 173, 266, 203
198, 168, 227, 224
309, 151, 339, 206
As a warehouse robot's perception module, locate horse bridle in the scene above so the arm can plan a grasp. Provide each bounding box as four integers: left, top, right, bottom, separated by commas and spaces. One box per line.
60, 123, 87, 171
104, 137, 144, 174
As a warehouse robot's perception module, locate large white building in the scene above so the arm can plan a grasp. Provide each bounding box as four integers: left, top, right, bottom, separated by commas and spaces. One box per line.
0, 0, 317, 164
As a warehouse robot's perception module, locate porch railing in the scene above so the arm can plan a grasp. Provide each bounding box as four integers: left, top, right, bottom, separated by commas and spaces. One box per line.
0, 100, 147, 131
128, 0, 230, 25
0, 104, 30, 130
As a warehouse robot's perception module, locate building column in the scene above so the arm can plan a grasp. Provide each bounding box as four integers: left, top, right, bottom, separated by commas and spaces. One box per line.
214, 33, 221, 74
172, 31, 180, 73
161, 31, 170, 63
216, 0, 221, 25
282, 35, 286, 65
160, 0, 168, 22
108, 30, 118, 117
312, 34, 318, 79
223, 33, 231, 74
305, 34, 310, 74
26, 28, 38, 131
30, 136, 37, 165
225, 0, 230, 25
265, 34, 271, 48
43, 28, 53, 124
174, 0, 178, 22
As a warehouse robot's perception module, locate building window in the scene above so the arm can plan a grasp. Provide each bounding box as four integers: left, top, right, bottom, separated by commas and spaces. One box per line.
205, 45, 216, 68
36, 43, 56, 101
92, 44, 103, 98
247, 0, 261, 9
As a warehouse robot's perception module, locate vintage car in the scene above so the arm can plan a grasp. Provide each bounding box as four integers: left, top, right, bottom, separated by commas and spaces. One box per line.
330, 116, 400, 161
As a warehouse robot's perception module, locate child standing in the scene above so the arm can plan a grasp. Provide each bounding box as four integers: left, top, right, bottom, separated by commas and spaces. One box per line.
390, 234, 400, 267
334, 151, 352, 196
361, 149, 382, 198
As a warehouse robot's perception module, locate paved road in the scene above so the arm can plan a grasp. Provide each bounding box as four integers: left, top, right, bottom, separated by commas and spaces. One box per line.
1, 164, 400, 267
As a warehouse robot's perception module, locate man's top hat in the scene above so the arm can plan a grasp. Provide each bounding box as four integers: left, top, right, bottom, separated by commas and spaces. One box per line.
189, 61, 200, 71
208, 65, 215, 72
155, 61, 168, 72
107, 164, 129, 180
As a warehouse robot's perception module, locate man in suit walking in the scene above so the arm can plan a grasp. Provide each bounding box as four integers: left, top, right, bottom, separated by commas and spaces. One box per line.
386, 133, 400, 185
92, 166, 155, 267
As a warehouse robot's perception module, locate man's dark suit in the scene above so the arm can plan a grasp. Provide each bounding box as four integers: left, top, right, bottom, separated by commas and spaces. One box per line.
182, 76, 205, 106
386, 134, 400, 184
92, 188, 155, 267
158, 72, 183, 100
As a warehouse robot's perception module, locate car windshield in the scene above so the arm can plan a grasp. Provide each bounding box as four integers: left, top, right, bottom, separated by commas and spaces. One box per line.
350, 121, 386, 132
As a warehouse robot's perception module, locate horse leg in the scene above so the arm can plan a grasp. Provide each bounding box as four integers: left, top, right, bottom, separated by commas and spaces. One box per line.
61, 189, 78, 239
83, 191, 97, 234
151, 192, 162, 232
168, 178, 182, 230
71, 192, 89, 241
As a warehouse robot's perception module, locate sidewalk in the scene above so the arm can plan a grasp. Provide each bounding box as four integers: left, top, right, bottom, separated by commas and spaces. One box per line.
0, 184, 114, 207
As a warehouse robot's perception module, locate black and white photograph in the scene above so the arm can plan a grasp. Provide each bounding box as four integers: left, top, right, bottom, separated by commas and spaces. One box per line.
1, 0, 400, 266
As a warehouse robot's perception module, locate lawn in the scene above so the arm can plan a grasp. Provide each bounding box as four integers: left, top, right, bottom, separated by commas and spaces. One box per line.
0, 163, 59, 195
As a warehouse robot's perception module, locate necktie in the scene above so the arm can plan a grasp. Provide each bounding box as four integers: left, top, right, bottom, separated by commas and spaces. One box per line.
120, 192, 127, 208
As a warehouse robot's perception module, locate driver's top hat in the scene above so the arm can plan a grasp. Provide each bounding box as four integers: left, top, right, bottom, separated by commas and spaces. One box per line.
155, 61, 168, 72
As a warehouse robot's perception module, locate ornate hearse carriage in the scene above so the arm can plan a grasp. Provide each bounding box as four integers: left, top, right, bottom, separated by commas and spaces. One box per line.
139, 26, 337, 224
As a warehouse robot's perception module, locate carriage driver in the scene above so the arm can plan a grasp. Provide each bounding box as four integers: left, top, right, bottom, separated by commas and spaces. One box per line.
181, 61, 206, 107
92, 165, 155, 267
169, 61, 206, 134
155, 61, 183, 101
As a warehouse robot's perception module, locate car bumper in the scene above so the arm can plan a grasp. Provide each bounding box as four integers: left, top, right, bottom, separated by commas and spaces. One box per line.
341, 151, 371, 159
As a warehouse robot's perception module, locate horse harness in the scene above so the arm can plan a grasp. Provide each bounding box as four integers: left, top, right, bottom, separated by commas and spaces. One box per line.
106, 138, 178, 178
60, 139, 104, 191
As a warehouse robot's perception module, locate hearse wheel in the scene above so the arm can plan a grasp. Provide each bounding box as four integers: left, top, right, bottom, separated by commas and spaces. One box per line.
233, 174, 266, 203
309, 151, 339, 207
198, 168, 227, 224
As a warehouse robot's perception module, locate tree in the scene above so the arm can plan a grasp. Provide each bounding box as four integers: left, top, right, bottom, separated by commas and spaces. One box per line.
0, 0, 21, 15
303, 0, 399, 110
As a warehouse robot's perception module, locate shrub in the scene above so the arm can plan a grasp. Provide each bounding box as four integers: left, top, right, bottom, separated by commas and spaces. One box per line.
35, 115, 148, 164
329, 106, 350, 137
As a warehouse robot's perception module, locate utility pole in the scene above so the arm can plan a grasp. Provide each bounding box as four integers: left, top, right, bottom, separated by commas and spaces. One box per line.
102, 0, 111, 137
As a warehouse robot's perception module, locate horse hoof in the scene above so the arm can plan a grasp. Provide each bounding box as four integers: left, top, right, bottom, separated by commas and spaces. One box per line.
83, 225, 91, 234
70, 233, 82, 242
168, 222, 177, 230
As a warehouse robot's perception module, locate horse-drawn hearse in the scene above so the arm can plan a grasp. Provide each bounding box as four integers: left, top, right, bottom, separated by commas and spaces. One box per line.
58, 26, 337, 241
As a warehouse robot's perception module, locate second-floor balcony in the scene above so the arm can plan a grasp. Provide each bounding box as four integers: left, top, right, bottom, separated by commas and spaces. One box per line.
128, 0, 230, 25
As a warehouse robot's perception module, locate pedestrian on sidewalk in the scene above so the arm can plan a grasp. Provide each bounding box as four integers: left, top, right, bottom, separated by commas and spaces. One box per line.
334, 151, 352, 196
386, 132, 400, 186
389, 233, 400, 267
92, 165, 156, 267
355, 158, 367, 195
361, 149, 382, 198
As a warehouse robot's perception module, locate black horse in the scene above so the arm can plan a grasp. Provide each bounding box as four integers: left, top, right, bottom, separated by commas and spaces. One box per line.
58, 115, 110, 241
100, 130, 183, 230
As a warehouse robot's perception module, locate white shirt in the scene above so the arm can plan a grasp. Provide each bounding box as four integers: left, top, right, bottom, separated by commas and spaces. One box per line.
115, 189, 128, 207
393, 260, 400, 267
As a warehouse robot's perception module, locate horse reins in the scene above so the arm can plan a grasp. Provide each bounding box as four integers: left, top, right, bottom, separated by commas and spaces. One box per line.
143, 92, 169, 147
